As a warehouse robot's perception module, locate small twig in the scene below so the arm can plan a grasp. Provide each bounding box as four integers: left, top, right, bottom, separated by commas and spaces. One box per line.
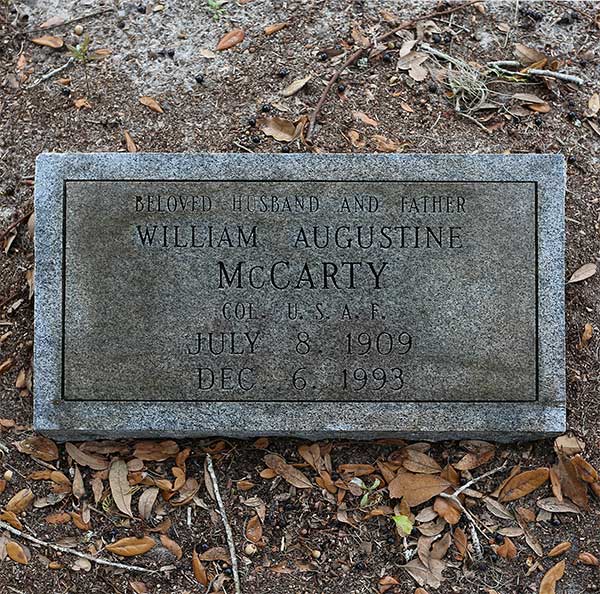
205, 453, 242, 594
469, 522, 484, 560
30, 58, 74, 87
306, 0, 483, 141
453, 463, 507, 497
0, 208, 33, 242
488, 62, 584, 85
0, 520, 158, 574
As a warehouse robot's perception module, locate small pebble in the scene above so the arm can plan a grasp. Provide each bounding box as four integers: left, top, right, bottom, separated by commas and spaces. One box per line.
3, 469, 13, 481
244, 543, 257, 556
73, 24, 84, 36
311, 549, 321, 559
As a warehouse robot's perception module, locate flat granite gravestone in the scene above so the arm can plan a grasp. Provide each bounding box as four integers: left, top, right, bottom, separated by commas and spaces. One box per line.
34, 153, 565, 441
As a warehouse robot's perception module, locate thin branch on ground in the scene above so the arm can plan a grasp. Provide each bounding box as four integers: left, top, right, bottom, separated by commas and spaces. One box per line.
487, 62, 584, 85
305, 0, 484, 141
453, 463, 507, 497
205, 453, 242, 594
0, 520, 159, 574
30, 58, 74, 87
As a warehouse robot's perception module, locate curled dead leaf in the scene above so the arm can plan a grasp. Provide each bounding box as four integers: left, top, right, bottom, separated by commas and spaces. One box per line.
264, 22, 288, 35
160, 534, 183, 560
106, 536, 156, 557
139, 96, 163, 114
216, 28, 245, 51
567, 263, 596, 284
66, 442, 109, 470
245, 514, 263, 543
264, 454, 312, 489
192, 549, 208, 585
6, 541, 30, 564
109, 458, 133, 517
281, 75, 311, 97
15, 435, 58, 462
32, 35, 64, 49
6, 488, 34, 514
498, 468, 549, 502
548, 542, 571, 557
124, 130, 137, 153
539, 560, 565, 594
257, 116, 296, 142
388, 473, 450, 507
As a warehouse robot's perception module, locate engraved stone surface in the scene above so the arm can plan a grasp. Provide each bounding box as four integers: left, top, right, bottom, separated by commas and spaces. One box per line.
34, 153, 566, 440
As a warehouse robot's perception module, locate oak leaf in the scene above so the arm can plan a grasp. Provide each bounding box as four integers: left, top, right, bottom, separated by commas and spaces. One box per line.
539, 560, 565, 594
109, 459, 133, 517
15, 435, 59, 461
106, 536, 156, 557
402, 450, 442, 474
281, 75, 311, 97
557, 454, 589, 509
567, 263, 596, 284
257, 116, 296, 142
495, 536, 517, 559
124, 130, 137, 153
548, 542, 571, 557
192, 549, 208, 584
216, 28, 245, 51
66, 442, 108, 470
388, 473, 450, 507
133, 440, 179, 461
498, 468, 549, 502
160, 534, 183, 560
433, 497, 461, 525
6, 541, 30, 564
138, 487, 159, 520
245, 514, 263, 543
32, 35, 63, 49
577, 552, 599, 566
5, 488, 34, 514
264, 454, 312, 489
139, 96, 164, 114
264, 22, 287, 35
571, 455, 598, 483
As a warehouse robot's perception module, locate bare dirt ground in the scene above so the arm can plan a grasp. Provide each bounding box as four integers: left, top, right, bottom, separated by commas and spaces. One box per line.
1, 1, 600, 593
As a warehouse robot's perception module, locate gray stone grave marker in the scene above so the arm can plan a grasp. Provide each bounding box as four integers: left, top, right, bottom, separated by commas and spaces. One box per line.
34, 153, 565, 441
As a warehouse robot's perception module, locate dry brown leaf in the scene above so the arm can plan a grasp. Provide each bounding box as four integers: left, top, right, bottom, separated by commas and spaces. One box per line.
264, 22, 288, 35
6, 541, 30, 564
199, 546, 230, 563
124, 130, 137, 153
495, 536, 517, 559
588, 93, 600, 115
577, 552, 599, 566
347, 129, 365, 148
246, 514, 263, 543
453, 527, 468, 560
0, 510, 23, 530
70, 511, 91, 530
216, 28, 245, 51
567, 263, 596, 284
513, 43, 547, 66
109, 459, 133, 517
433, 497, 461, 525
73, 97, 91, 110
129, 581, 149, 594
548, 542, 571, 557
536, 497, 580, 514
558, 454, 589, 509
549, 466, 563, 501
378, 575, 399, 593
138, 487, 159, 520
5, 488, 34, 514
15, 435, 59, 461
577, 323, 593, 350
264, 454, 312, 489
281, 75, 311, 97
554, 434, 584, 456
571, 455, 598, 483
402, 450, 442, 474
160, 534, 183, 560
106, 536, 155, 557
539, 560, 565, 594
338, 464, 376, 477
139, 96, 163, 113
454, 449, 494, 471
388, 473, 450, 507
170, 478, 199, 506
257, 116, 296, 142
66, 442, 109, 470
372, 135, 403, 153
38, 16, 65, 29
133, 440, 179, 461
192, 549, 208, 584
353, 110, 379, 127
498, 468, 549, 502
32, 35, 64, 49
45, 512, 71, 525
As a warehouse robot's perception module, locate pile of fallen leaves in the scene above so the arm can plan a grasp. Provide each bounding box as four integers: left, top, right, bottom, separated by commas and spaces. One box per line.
0, 433, 598, 593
